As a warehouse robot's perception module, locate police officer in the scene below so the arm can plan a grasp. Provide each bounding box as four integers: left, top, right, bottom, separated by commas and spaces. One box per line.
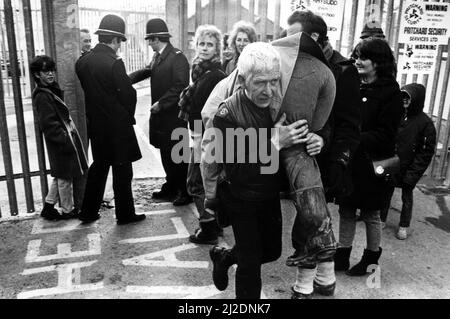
76, 14, 145, 225
129, 18, 191, 206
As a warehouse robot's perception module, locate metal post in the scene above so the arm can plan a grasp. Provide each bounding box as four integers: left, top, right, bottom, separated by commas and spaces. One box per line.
41, 0, 56, 59
393, 0, 403, 62
259, 0, 268, 42
347, 0, 359, 57
249, 0, 255, 24
336, 0, 346, 52
0, 11, 11, 98
412, 74, 418, 83
400, 73, 407, 87
436, 40, 450, 179
22, 0, 48, 203
0, 53, 18, 216
4, 0, 34, 214
208, 0, 215, 25
236, 0, 242, 22
195, 0, 202, 30
385, 0, 394, 45
428, 45, 443, 118
430, 45, 450, 179
273, 0, 281, 41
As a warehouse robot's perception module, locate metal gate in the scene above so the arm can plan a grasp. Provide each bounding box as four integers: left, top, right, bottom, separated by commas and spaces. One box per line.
0, 0, 164, 219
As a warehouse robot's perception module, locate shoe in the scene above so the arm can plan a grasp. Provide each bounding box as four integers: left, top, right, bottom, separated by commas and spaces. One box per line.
291, 287, 313, 299
117, 214, 146, 225
313, 281, 336, 296
190, 229, 219, 245
172, 191, 193, 206
79, 214, 101, 224
189, 220, 220, 245
152, 185, 176, 200
209, 246, 236, 291
60, 208, 80, 220
334, 246, 352, 271
396, 227, 408, 240
40, 203, 61, 221
346, 248, 382, 276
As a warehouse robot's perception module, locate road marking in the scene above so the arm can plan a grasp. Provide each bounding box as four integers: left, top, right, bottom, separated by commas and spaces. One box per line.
126, 285, 221, 299
31, 218, 95, 234
123, 243, 209, 269
143, 209, 177, 216
25, 233, 101, 263
18, 261, 103, 299
119, 217, 189, 244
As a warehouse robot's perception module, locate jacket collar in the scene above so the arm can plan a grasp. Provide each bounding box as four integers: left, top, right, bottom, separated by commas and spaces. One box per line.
159, 42, 174, 62
93, 43, 118, 59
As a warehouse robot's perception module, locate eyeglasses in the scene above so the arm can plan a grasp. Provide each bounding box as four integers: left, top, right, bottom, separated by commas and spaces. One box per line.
41, 70, 55, 75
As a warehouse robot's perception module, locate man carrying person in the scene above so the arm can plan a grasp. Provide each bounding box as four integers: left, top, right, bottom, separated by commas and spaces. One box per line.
203, 20, 337, 299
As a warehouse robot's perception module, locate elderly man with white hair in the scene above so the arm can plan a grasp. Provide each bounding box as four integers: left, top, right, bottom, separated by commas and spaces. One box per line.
211, 42, 310, 299
206, 30, 337, 299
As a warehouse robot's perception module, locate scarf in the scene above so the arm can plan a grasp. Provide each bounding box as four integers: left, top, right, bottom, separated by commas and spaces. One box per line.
322, 41, 334, 62
178, 56, 222, 122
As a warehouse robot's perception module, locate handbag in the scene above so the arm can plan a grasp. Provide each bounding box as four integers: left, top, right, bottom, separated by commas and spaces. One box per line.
371, 155, 400, 179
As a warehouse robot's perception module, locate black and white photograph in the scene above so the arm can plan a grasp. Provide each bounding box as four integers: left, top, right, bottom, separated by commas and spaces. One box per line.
0, 0, 449, 306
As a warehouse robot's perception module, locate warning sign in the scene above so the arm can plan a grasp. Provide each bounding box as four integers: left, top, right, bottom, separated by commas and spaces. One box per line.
399, 0, 450, 45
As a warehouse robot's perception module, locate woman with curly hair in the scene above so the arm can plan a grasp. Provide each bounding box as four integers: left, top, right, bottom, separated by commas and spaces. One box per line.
223, 20, 257, 75
334, 38, 403, 276
178, 24, 227, 244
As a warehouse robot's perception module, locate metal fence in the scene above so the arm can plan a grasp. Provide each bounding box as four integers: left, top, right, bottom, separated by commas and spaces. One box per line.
0, 0, 163, 218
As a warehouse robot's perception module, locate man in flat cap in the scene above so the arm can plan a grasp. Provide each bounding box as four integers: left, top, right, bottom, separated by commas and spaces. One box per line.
130, 18, 191, 206
76, 14, 145, 225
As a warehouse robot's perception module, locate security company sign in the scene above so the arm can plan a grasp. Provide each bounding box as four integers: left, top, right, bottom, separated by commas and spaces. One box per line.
399, 0, 450, 45
290, 0, 346, 48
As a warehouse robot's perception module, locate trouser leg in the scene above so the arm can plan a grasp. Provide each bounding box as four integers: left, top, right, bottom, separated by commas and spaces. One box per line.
81, 161, 109, 218
291, 187, 337, 263
112, 162, 135, 220
400, 186, 413, 228
72, 174, 87, 210
57, 178, 74, 214
338, 205, 357, 247
45, 178, 59, 205
362, 210, 382, 251
380, 187, 395, 223
187, 152, 211, 223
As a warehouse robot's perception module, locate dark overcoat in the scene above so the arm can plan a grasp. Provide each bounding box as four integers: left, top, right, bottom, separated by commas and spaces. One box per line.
75, 44, 142, 165
129, 43, 190, 148
396, 83, 436, 187
32, 84, 88, 179
339, 77, 403, 210
317, 50, 362, 201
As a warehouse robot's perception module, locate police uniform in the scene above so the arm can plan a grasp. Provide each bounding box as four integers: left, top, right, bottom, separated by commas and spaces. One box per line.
76, 15, 144, 224
129, 18, 190, 199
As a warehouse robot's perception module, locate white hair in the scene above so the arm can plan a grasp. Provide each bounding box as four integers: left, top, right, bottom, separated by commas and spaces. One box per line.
237, 42, 281, 79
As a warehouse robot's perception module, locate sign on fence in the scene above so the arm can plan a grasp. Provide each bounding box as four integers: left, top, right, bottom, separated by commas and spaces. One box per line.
290, 0, 345, 48
398, 0, 450, 74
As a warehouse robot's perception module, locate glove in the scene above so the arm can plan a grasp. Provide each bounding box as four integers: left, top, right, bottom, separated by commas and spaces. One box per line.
326, 162, 346, 196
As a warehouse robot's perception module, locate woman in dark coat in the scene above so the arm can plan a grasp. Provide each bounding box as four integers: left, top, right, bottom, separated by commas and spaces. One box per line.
334, 39, 403, 276
178, 24, 226, 245
31, 55, 88, 221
